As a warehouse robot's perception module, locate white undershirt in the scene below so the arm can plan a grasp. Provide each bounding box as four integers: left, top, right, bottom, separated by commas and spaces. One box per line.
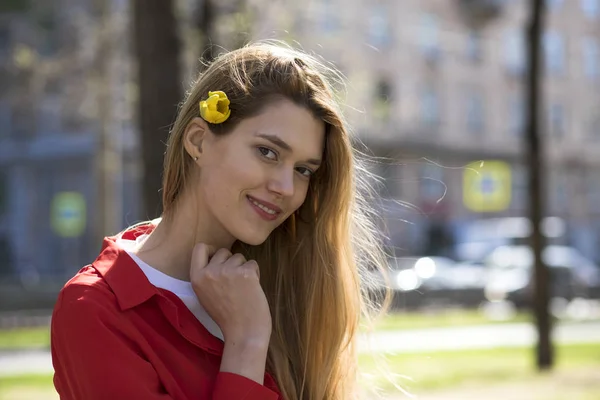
115, 233, 224, 341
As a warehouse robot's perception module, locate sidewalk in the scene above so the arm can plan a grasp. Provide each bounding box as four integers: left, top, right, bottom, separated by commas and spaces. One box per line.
358, 320, 600, 353
2, 321, 600, 377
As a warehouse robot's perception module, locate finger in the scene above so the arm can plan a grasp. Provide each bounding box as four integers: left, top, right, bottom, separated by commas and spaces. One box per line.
225, 253, 247, 268
210, 248, 233, 265
191, 243, 214, 270
242, 260, 260, 280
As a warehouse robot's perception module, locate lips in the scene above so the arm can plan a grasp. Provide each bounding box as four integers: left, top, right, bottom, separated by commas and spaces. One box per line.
246, 195, 283, 221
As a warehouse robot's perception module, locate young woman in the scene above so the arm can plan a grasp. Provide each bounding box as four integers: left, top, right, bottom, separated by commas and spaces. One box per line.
51, 42, 388, 400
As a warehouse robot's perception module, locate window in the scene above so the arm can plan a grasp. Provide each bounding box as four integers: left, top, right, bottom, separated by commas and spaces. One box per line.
0, 171, 6, 216
34, 4, 59, 57
373, 78, 393, 122
511, 164, 528, 211
420, 14, 440, 61
368, 5, 391, 48
319, 0, 338, 33
466, 90, 485, 134
466, 31, 483, 62
548, 103, 566, 138
508, 94, 525, 136
39, 94, 62, 135
546, 0, 564, 10
582, 37, 599, 80
589, 112, 600, 140
0, 237, 13, 277
0, 26, 9, 58
587, 171, 600, 213
420, 87, 440, 127
11, 106, 34, 137
582, 0, 600, 19
420, 163, 445, 202
544, 31, 565, 75
0, 101, 10, 137
552, 171, 568, 213
504, 30, 525, 75
379, 163, 401, 198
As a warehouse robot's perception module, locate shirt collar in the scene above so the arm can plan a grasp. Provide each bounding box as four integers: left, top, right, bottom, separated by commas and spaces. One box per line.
91, 222, 229, 356
92, 223, 160, 311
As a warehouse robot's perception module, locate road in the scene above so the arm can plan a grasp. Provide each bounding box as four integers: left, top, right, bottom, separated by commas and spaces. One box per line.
2, 321, 600, 377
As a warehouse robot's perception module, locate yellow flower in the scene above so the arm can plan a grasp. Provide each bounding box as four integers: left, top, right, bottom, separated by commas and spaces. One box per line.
199, 91, 231, 124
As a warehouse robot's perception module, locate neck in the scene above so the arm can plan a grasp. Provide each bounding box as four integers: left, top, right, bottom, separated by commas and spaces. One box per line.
134, 191, 236, 281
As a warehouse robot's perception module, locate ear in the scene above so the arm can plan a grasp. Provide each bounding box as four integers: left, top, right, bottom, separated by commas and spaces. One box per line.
184, 117, 209, 161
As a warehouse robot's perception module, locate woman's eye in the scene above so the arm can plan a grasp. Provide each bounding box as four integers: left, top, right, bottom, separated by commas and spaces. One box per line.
296, 167, 314, 178
258, 146, 277, 160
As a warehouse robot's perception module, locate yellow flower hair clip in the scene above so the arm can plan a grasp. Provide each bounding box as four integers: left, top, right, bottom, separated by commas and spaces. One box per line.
199, 91, 231, 124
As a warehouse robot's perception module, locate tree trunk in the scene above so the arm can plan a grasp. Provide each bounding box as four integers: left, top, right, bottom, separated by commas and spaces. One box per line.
195, 0, 251, 66
133, 0, 182, 219
526, 0, 553, 370
196, 0, 216, 65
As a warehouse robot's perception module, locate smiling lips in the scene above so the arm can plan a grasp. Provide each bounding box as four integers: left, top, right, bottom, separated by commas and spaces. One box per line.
247, 195, 282, 221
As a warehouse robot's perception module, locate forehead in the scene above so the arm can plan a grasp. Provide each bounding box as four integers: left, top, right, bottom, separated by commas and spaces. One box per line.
235, 99, 326, 157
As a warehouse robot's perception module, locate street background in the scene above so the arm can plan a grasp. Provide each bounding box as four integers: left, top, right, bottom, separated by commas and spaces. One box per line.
1, 0, 600, 399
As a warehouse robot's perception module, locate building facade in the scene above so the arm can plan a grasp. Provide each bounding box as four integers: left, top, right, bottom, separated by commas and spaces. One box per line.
0, 0, 140, 283
250, 0, 600, 260
1, 0, 600, 284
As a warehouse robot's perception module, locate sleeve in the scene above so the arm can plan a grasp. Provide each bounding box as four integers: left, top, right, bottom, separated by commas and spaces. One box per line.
213, 373, 279, 400
51, 284, 279, 400
51, 285, 172, 400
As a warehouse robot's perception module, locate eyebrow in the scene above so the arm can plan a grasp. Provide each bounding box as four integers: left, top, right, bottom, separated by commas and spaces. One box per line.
256, 133, 322, 166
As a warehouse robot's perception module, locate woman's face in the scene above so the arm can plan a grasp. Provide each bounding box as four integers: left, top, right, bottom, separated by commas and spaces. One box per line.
193, 99, 325, 246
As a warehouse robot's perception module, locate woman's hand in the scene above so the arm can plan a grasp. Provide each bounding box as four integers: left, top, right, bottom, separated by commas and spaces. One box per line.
190, 243, 272, 345
190, 243, 272, 384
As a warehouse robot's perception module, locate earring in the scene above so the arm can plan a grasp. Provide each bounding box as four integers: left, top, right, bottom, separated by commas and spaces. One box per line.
193, 156, 198, 161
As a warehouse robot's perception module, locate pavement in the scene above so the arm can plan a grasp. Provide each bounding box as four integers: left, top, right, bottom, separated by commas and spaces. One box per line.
358, 320, 600, 353
2, 321, 600, 378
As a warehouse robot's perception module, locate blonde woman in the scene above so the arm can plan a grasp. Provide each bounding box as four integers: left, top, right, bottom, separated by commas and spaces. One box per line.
51, 42, 388, 400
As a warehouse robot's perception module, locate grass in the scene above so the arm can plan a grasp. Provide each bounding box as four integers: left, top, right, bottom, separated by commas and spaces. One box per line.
369, 309, 531, 331
405, 368, 600, 400
0, 374, 57, 400
358, 342, 600, 396
0, 326, 50, 350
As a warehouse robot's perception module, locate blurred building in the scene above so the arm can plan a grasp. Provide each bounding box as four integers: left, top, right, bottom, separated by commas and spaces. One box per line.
1, 0, 600, 285
0, 0, 139, 283
250, 0, 600, 260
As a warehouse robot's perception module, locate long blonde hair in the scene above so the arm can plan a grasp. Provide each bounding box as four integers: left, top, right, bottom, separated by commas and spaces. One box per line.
162, 42, 389, 400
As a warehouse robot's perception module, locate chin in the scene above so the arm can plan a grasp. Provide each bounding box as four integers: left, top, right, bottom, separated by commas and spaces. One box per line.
239, 237, 269, 246
236, 234, 270, 246
233, 227, 274, 246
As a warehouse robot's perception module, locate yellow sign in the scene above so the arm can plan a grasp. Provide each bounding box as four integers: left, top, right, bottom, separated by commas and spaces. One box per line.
463, 161, 512, 212
51, 192, 87, 238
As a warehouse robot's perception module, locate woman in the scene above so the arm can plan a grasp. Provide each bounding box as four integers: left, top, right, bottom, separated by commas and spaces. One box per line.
51, 42, 388, 400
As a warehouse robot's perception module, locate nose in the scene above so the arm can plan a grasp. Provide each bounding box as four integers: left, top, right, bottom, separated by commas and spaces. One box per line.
267, 167, 295, 198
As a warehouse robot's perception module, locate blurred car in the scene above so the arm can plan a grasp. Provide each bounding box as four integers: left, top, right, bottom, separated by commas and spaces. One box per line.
384, 256, 488, 309
386, 256, 457, 292
483, 245, 600, 308
447, 260, 489, 289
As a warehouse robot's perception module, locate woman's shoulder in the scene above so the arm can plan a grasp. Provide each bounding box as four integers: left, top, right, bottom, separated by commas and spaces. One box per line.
53, 265, 119, 318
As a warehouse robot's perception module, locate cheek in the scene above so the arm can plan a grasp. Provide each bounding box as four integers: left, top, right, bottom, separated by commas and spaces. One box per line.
202, 154, 262, 204
291, 182, 311, 211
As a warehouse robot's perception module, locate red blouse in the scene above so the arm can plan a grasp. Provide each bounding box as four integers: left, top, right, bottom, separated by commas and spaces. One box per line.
51, 224, 281, 400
